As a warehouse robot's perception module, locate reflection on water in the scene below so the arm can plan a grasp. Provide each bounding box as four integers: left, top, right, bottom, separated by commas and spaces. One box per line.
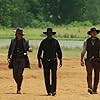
0, 39, 83, 48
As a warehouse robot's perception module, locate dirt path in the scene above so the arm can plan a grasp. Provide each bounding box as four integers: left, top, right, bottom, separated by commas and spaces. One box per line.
0, 54, 100, 100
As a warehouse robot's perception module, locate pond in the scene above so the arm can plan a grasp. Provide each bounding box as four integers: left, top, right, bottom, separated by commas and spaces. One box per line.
0, 39, 83, 48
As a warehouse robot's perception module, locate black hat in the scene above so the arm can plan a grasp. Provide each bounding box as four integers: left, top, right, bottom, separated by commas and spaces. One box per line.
87, 28, 100, 35
43, 28, 56, 35
13, 28, 25, 35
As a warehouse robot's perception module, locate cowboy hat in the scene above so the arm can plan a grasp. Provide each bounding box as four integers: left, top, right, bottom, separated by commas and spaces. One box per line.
13, 28, 25, 35
43, 28, 56, 35
87, 28, 100, 35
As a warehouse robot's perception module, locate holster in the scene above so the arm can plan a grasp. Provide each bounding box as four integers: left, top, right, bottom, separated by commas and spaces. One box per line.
84, 58, 100, 62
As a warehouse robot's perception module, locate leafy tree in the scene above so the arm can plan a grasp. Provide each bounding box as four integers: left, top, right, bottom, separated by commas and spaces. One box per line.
84, 0, 100, 24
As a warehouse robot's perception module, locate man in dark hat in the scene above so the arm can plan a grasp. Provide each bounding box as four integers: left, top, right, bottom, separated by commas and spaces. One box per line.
8, 28, 32, 94
37, 28, 62, 96
81, 28, 100, 94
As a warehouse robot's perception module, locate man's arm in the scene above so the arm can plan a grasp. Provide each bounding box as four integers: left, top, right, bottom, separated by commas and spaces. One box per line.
56, 41, 62, 68
7, 40, 13, 62
37, 41, 43, 68
26, 40, 32, 52
81, 40, 87, 66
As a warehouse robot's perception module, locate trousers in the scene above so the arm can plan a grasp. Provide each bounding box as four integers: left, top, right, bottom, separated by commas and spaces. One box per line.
85, 59, 100, 91
13, 57, 26, 90
42, 59, 57, 93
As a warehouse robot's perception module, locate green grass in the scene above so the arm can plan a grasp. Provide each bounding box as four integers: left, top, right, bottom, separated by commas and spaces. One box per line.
0, 25, 99, 40
63, 50, 80, 57
0, 48, 8, 53
1, 25, 100, 40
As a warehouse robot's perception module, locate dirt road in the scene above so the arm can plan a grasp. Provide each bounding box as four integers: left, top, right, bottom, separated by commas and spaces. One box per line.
0, 53, 100, 100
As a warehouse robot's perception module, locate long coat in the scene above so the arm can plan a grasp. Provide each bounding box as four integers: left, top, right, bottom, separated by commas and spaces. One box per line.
8, 38, 30, 69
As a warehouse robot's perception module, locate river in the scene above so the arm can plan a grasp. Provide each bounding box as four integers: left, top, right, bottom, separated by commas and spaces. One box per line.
0, 39, 83, 48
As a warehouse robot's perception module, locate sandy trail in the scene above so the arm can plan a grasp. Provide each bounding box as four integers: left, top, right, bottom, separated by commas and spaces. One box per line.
0, 53, 100, 100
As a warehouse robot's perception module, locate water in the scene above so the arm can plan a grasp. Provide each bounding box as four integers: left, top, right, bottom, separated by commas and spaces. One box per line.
0, 39, 83, 48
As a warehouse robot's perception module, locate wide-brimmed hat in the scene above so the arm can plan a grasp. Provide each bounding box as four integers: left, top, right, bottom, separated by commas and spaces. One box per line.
13, 28, 25, 35
87, 28, 100, 35
43, 28, 56, 35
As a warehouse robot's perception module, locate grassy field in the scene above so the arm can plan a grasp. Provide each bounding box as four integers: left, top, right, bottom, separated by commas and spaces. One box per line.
0, 25, 94, 57
1, 25, 100, 40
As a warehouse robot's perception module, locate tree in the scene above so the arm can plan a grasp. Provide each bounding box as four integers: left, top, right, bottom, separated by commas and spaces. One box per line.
84, 0, 100, 24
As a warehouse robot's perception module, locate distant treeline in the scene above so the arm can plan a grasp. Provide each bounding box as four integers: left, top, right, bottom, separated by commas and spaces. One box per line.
0, 0, 100, 28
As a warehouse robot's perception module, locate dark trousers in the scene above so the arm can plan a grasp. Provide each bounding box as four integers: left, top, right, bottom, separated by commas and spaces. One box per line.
85, 59, 100, 91
13, 57, 26, 90
42, 60, 57, 93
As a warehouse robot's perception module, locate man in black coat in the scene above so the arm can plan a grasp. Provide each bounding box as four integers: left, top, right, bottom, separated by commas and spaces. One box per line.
8, 28, 32, 94
81, 28, 100, 94
37, 28, 62, 96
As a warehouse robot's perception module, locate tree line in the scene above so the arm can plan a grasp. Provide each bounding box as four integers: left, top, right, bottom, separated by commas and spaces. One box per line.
0, 0, 100, 28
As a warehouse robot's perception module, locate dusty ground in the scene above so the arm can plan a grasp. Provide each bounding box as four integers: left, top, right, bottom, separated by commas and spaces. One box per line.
0, 53, 100, 100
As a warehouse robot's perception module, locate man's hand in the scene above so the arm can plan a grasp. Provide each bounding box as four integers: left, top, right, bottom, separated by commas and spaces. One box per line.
7, 58, 10, 63
81, 60, 84, 66
59, 59, 62, 68
28, 48, 33, 52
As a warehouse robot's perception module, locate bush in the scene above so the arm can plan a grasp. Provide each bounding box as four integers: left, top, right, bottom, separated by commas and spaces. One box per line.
31, 19, 41, 28
31, 19, 55, 28
68, 21, 93, 27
